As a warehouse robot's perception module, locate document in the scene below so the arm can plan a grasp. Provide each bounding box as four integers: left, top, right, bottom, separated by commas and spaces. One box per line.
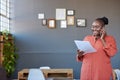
74, 40, 96, 54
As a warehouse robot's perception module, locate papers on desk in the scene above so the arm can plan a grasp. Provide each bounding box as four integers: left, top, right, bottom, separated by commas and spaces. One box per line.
74, 40, 96, 54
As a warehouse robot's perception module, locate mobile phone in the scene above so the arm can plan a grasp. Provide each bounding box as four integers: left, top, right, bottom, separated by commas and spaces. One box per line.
100, 27, 105, 37
100, 32, 102, 37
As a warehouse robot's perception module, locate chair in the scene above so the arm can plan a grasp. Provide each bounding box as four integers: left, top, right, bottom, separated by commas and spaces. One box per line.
112, 69, 120, 80
28, 69, 45, 80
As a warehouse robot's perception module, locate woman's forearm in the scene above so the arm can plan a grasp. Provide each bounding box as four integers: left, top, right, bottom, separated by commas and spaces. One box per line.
101, 39, 106, 47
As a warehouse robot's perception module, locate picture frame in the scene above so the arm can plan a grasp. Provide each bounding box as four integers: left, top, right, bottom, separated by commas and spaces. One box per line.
60, 20, 67, 28
76, 18, 86, 27
67, 10, 75, 16
67, 16, 75, 26
56, 8, 66, 20
47, 19, 56, 28
38, 13, 45, 19
42, 19, 47, 26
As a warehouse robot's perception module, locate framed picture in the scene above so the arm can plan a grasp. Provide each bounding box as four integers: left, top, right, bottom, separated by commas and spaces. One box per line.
47, 19, 56, 28
76, 18, 86, 27
67, 16, 75, 26
38, 13, 44, 19
42, 19, 47, 26
60, 20, 67, 28
67, 10, 75, 15
56, 8, 66, 20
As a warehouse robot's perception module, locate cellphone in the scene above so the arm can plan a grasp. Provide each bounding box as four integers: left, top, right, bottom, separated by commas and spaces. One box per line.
100, 27, 105, 37
100, 32, 102, 37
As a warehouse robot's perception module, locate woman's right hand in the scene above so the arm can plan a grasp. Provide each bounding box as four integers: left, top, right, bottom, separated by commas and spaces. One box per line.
77, 50, 84, 57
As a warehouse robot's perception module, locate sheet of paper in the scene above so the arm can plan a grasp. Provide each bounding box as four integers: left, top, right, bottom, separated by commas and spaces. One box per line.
74, 40, 96, 54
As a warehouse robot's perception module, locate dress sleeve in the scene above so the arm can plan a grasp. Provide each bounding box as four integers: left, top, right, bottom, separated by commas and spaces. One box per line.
103, 36, 117, 57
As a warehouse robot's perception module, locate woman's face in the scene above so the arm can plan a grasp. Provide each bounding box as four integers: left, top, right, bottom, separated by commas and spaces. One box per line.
91, 21, 103, 36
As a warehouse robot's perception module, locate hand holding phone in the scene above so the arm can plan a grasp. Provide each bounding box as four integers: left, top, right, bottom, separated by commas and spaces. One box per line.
100, 27, 106, 39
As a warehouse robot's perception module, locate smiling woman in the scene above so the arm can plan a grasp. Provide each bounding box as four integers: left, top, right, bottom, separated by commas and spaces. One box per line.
76, 17, 118, 80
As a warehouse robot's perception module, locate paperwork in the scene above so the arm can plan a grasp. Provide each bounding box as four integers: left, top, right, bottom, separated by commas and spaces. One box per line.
74, 40, 96, 54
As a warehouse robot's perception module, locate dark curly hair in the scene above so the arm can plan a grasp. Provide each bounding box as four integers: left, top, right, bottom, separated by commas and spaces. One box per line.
96, 17, 109, 26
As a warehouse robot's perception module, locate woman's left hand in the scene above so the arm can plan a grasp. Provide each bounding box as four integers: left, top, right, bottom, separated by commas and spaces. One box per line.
100, 28, 106, 40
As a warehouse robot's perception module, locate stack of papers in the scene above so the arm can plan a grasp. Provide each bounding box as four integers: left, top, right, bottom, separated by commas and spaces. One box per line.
74, 40, 96, 54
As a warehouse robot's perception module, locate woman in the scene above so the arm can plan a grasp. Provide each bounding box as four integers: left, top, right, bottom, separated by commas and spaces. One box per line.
76, 17, 117, 80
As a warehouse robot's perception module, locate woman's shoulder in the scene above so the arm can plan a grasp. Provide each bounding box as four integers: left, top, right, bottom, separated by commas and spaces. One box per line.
105, 35, 116, 40
106, 35, 115, 39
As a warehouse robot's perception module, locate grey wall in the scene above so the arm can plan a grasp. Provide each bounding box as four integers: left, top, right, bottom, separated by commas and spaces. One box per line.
12, 0, 120, 79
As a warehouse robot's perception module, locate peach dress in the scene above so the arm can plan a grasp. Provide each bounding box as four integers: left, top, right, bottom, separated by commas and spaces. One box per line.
76, 35, 117, 80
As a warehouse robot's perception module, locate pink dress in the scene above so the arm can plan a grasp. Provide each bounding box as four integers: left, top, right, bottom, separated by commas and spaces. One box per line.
76, 35, 117, 80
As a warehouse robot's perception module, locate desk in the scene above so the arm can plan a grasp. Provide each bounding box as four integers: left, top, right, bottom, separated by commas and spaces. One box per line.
18, 69, 73, 80
46, 78, 73, 80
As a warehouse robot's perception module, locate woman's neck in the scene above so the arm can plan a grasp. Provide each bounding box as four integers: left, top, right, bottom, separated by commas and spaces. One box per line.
94, 35, 101, 41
